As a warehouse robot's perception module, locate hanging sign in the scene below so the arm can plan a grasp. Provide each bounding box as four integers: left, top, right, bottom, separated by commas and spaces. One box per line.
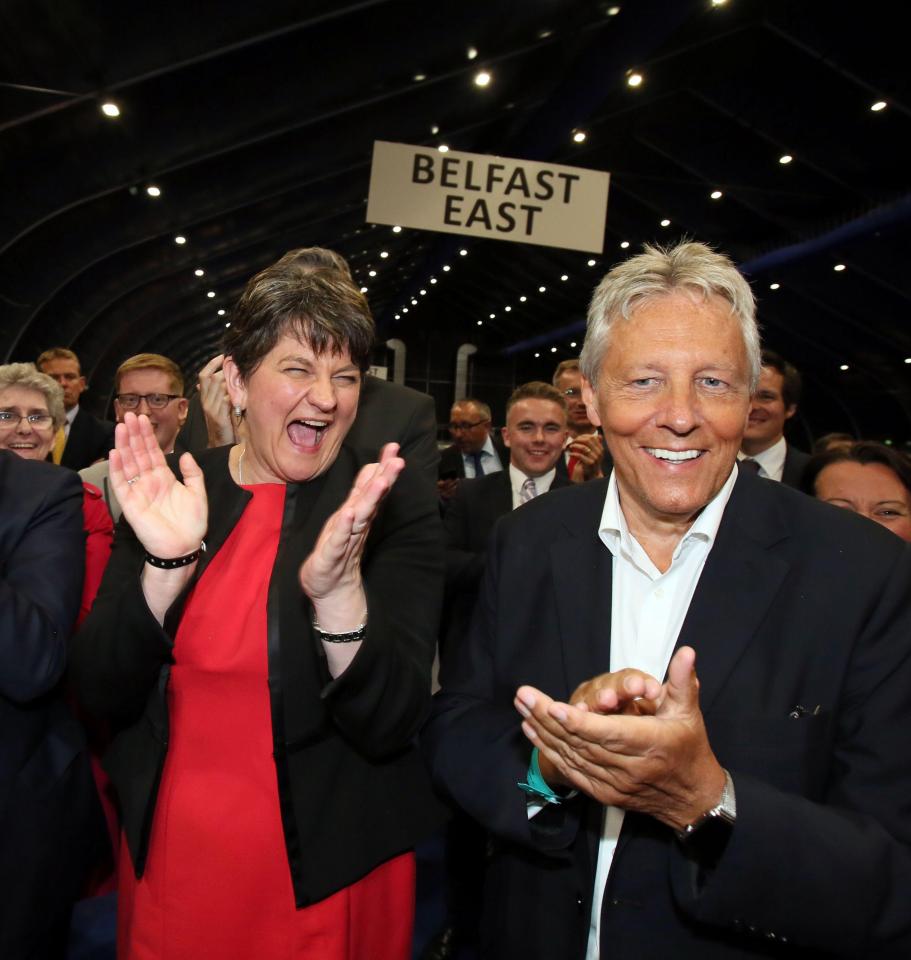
366, 140, 609, 254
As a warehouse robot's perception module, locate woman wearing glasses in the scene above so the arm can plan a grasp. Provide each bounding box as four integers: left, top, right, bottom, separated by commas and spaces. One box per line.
0, 362, 114, 623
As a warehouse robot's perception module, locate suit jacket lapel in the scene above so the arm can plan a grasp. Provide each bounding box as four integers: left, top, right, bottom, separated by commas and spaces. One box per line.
676, 471, 791, 713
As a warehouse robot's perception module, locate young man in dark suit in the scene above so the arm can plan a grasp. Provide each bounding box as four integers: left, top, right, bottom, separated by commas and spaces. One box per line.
425, 242, 911, 959
37, 346, 114, 469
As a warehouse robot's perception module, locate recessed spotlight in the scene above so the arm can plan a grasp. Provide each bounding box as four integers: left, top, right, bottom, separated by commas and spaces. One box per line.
194, 268, 205, 277
534, 352, 541, 358
420, 289, 427, 295
871, 100, 887, 112
146, 185, 161, 197
430, 124, 440, 135
392, 225, 402, 233
207, 291, 215, 298
710, 190, 723, 200
834, 263, 846, 272
477, 320, 483, 326
430, 278, 437, 284
402, 307, 409, 313
361, 286, 369, 293
537, 29, 552, 39
100, 101, 120, 118
627, 71, 643, 88
769, 283, 780, 290
413, 73, 426, 82
570, 341, 577, 348
840, 364, 850, 371
467, 46, 478, 60
380, 251, 389, 258
779, 154, 793, 165
620, 241, 630, 249
411, 298, 418, 305
474, 71, 491, 87
217, 308, 226, 316
489, 313, 496, 319
560, 274, 568, 281
904, 358, 911, 364
538, 285, 546, 293
572, 130, 587, 144
607, 6, 621, 15
443, 265, 451, 271
711, 0, 727, 5
174, 235, 187, 245
505, 305, 512, 312
519, 295, 527, 302
587, 259, 596, 266
438, 144, 449, 153
550, 347, 557, 353
459, 249, 468, 256
395, 314, 401, 320
660, 218, 671, 227
368, 270, 377, 277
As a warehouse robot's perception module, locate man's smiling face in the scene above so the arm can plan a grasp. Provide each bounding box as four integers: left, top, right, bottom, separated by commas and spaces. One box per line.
583, 291, 751, 531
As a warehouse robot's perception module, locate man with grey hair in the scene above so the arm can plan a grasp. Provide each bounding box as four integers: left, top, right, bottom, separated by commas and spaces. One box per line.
425, 241, 911, 958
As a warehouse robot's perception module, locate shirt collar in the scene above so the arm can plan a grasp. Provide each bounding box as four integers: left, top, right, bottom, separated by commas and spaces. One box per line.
739, 434, 786, 480
508, 463, 556, 497
599, 464, 737, 568
65, 404, 79, 427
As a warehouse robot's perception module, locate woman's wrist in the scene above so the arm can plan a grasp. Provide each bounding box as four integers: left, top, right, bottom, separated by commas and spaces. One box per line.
309, 585, 367, 634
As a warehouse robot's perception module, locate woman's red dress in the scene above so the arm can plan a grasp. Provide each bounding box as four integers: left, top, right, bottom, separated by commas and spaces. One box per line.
118, 484, 414, 959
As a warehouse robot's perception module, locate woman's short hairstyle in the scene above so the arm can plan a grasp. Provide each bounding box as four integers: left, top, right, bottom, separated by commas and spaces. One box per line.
224, 260, 375, 379
801, 441, 911, 498
0, 362, 66, 429
580, 241, 760, 390
115, 353, 185, 395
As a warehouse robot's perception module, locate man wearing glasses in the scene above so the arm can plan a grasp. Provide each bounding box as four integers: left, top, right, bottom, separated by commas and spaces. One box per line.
553, 359, 610, 482
36, 347, 115, 471
438, 398, 507, 502
80, 354, 188, 520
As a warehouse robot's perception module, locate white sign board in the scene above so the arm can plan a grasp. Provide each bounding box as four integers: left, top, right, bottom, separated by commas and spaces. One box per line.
366, 141, 609, 254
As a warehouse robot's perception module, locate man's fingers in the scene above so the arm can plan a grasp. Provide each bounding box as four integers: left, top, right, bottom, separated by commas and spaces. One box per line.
662, 645, 700, 712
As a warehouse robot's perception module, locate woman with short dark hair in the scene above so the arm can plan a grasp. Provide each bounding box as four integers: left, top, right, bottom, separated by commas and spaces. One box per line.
72, 261, 445, 959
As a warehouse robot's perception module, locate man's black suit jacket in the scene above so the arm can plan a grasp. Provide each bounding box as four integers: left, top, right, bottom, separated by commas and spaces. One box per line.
439, 434, 509, 480
61, 406, 115, 470
781, 442, 811, 488
0, 453, 102, 956
424, 470, 911, 958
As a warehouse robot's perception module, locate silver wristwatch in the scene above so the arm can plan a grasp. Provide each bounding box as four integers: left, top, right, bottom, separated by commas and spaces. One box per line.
676, 768, 736, 841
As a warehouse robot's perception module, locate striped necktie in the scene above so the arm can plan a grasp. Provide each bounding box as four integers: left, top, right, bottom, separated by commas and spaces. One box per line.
520, 477, 537, 504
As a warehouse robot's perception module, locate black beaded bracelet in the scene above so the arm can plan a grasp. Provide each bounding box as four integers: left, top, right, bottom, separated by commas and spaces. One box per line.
312, 619, 367, 644
144, 547, 202, 569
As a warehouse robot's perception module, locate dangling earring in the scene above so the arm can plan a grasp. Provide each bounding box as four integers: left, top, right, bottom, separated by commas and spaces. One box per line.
233, 404, 243, 418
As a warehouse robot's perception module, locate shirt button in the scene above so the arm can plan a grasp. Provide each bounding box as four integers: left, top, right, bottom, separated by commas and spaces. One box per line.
654, 587, 665, 599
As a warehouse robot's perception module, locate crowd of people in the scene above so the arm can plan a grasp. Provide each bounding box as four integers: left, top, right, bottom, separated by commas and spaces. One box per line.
2, 242, 910, 960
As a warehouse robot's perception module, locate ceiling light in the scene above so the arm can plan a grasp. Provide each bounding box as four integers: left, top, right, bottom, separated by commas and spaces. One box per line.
100, 101, 120, 118
587, 259, 596, 266
560, 274, 569, 281
660, 219, 672, 227
438, 144, 449, 153
430, 124, 440, 135
368, 269, 377, 277
207, 291, 215, 298
420, 289, 427, 295
392, 225, 402, 233
572, 130, 587, 144
477, 320, 483, 326
489, 313, 496, 319
534, 352, 541, 358
769, 282, 780, 290
225, 322, 231, 328
505, 305, 512, 312
430, 278, 437, 284
627, 71, 643, 88
411, 298, 418, 305
779, 154, 793, 165
539, 285, 546, 292
570, 341, 577, 348
459, 248, 468, 256
474, 71, 491, 87
840, 364, 849, 371
519, 295, 527, 302
620, 241, 630, 249
443, 265, 451, 271
361, 286, 369, 293
413, 73, 426, 82
904, 358, 911, 364
380, 251, 389, 258
871, 100, 887, 112
607, 6, 621, 15
834, 263, 846, 272
467, 46, 478, 60
194, 268, 204, 277
217, 309, 226, 316
710, 190, 723, 200
711, 0, 727, 5
550, 347, 557, 353
537, 29, 552, 39
395, 314, 401, 320
174, 235, 187, 245
146, 185, 161, 197
402, 307, 409, 313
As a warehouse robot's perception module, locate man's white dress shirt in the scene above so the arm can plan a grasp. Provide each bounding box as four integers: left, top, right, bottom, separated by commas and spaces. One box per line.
508, 464, 556, 510
738, 435, 786, 482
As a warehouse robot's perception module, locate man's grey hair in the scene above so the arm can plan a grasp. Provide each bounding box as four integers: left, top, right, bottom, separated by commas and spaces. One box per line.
0, 362, 66, 429
453, 398, 492, 421
580, 242, 761, 390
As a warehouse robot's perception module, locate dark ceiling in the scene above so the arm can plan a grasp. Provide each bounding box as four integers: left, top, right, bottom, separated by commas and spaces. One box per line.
1, 0, 909, 441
